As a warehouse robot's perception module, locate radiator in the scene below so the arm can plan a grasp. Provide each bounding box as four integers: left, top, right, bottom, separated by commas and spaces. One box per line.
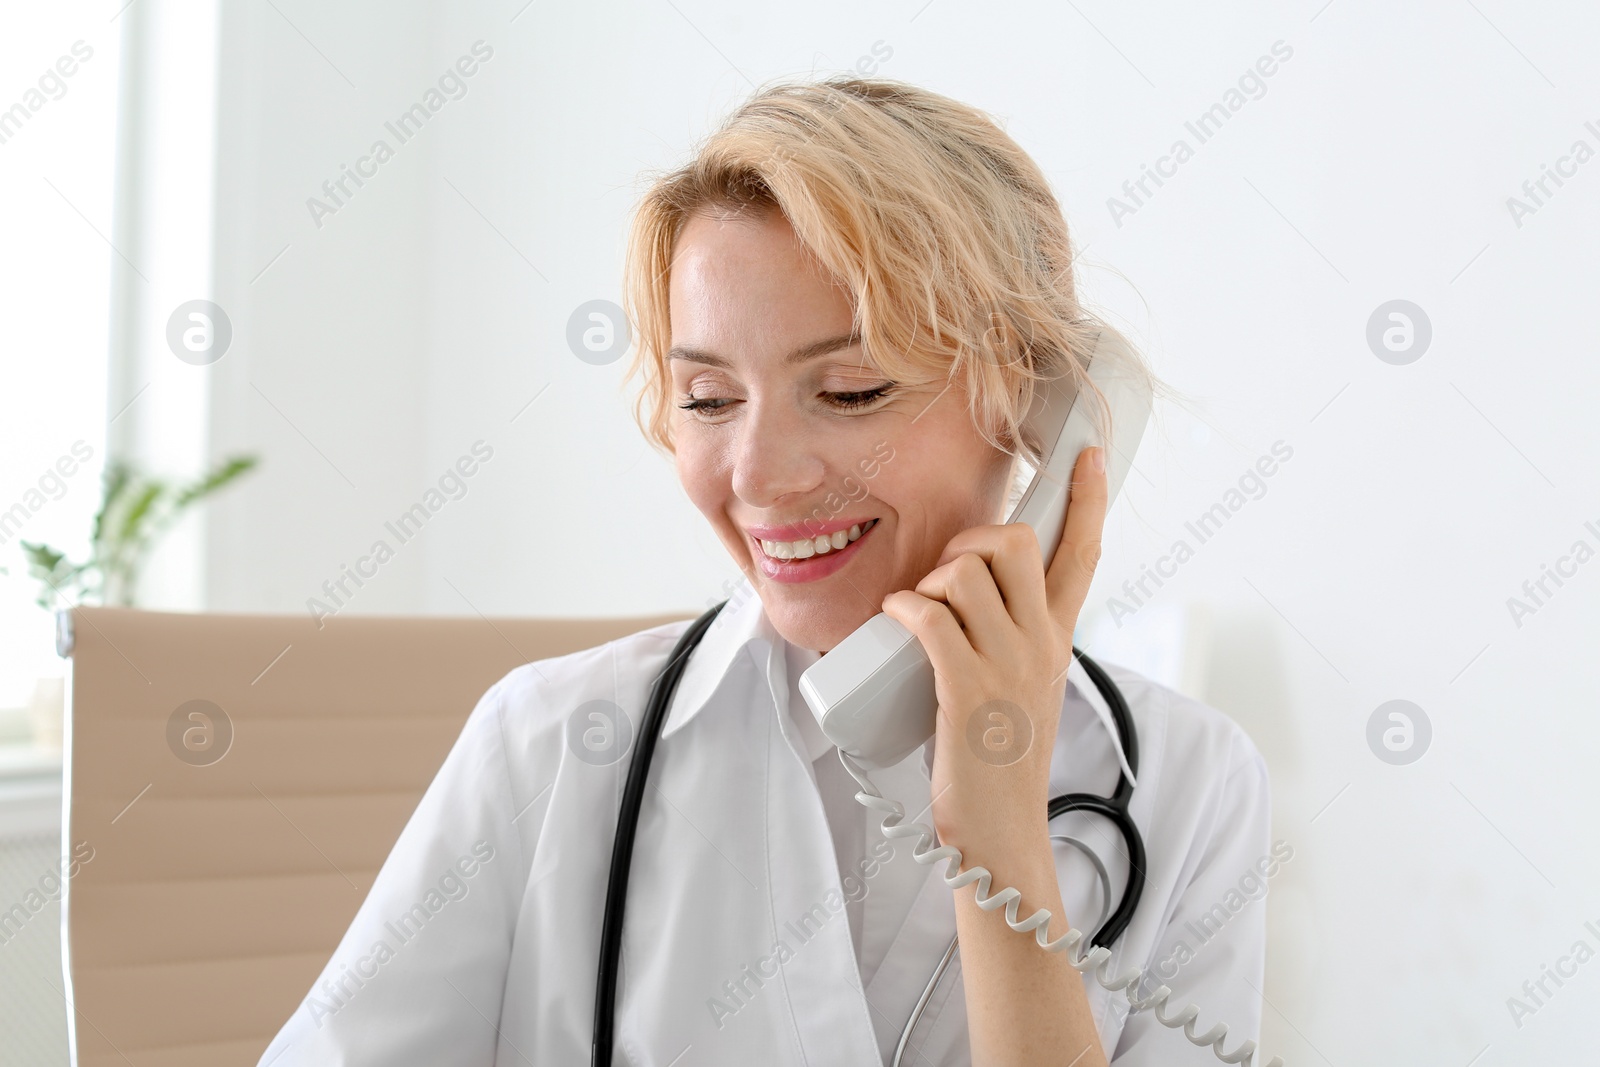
0, 763, 68, 1067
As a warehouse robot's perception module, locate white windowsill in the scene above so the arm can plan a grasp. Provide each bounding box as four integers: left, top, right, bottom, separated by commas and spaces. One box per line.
0, 741, 63, 839
0, 743, 63, 783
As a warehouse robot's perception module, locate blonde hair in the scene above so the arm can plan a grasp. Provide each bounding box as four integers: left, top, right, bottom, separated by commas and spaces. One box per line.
621, 75, 1156, 482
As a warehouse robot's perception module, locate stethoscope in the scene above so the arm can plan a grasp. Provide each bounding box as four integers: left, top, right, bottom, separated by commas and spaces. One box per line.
592, 599, 1146, 1067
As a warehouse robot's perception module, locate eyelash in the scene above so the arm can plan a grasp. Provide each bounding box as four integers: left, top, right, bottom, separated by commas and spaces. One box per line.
677, 385, 895, 415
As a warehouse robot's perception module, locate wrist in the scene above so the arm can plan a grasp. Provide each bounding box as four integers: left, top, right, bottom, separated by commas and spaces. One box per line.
939, 814, 1054, 877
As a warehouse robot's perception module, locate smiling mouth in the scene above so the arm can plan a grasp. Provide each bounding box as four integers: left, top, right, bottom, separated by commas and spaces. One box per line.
756, 518, 879, 562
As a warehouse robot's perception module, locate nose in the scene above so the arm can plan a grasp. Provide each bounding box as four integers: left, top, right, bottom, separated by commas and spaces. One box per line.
729, 397, 826, 512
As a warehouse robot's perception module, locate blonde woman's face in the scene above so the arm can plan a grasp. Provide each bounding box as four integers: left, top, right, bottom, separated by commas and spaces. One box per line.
668, 208, 1014, 654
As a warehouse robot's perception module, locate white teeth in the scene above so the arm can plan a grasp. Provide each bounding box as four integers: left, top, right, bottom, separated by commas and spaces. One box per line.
760, 518, 876, 561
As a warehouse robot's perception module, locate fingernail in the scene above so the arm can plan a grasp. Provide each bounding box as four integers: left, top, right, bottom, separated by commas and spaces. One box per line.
1092, 447, 1105, 473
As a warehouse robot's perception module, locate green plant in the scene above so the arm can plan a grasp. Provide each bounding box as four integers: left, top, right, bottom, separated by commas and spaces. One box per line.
19, 454, 259, 610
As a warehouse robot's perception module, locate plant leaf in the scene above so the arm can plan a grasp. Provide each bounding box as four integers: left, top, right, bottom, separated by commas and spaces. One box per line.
117, 480, 166, 545
19, 540, 88, 610
19, 541, 67, 574
91, 462, 133, 550
173, 454, 259, 509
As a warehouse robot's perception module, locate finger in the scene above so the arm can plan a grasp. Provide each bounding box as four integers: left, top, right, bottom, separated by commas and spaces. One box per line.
1043, 446, 1108, 633
913, 551, 1014, 658
926, 523, 1048, 635
881, 588, 981, 684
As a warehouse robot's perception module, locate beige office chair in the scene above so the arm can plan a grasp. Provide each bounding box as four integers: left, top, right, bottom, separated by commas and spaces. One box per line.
57, 602, 692, 1067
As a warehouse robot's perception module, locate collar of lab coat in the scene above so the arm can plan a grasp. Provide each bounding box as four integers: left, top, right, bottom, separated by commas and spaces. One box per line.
657, 574, 1136, 785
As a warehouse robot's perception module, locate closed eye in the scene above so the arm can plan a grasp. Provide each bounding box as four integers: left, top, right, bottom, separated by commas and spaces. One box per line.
825, 385, 894, 409
677, 385, 896, 416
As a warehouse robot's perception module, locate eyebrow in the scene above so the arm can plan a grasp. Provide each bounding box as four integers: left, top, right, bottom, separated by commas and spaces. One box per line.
667, 332, 862, 369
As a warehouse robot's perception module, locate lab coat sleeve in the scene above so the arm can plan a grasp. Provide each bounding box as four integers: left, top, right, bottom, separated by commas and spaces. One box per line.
256, 672, 529, 1066
1109, 729, 1274, 1065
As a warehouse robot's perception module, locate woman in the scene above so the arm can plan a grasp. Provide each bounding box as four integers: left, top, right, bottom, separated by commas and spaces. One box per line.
260, 76, 1272, 1066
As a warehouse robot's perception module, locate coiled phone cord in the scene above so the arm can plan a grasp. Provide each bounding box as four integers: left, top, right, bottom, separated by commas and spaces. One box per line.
837, 750, 1284, 1067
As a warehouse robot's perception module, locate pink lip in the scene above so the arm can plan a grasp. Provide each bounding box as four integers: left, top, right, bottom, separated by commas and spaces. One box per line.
744, 515, 876, 541
750, 518, 879, 584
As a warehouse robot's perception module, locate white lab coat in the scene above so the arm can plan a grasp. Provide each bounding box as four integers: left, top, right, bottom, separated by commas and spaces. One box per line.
258, 575, 1272, 1065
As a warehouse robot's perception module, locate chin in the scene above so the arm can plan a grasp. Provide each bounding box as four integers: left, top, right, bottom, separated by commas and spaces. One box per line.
755, 584, 874, 655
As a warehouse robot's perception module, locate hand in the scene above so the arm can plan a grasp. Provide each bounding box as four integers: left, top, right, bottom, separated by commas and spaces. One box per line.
879, 446, 1109, 862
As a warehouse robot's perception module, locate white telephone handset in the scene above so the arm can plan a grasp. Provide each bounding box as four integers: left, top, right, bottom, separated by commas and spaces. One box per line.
797, 330, 1282, 1066
799, 328, 1152, 768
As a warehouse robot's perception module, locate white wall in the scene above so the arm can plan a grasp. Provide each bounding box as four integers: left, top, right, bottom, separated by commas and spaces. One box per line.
190, 0, 1600, 1062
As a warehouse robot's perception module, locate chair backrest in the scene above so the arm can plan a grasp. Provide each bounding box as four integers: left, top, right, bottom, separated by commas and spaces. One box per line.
58, 603, 691, 1067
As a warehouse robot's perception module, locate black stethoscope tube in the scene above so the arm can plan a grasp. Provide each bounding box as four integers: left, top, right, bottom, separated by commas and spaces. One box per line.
592, 600, 727, 1067
1049, 645, 1146, 950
